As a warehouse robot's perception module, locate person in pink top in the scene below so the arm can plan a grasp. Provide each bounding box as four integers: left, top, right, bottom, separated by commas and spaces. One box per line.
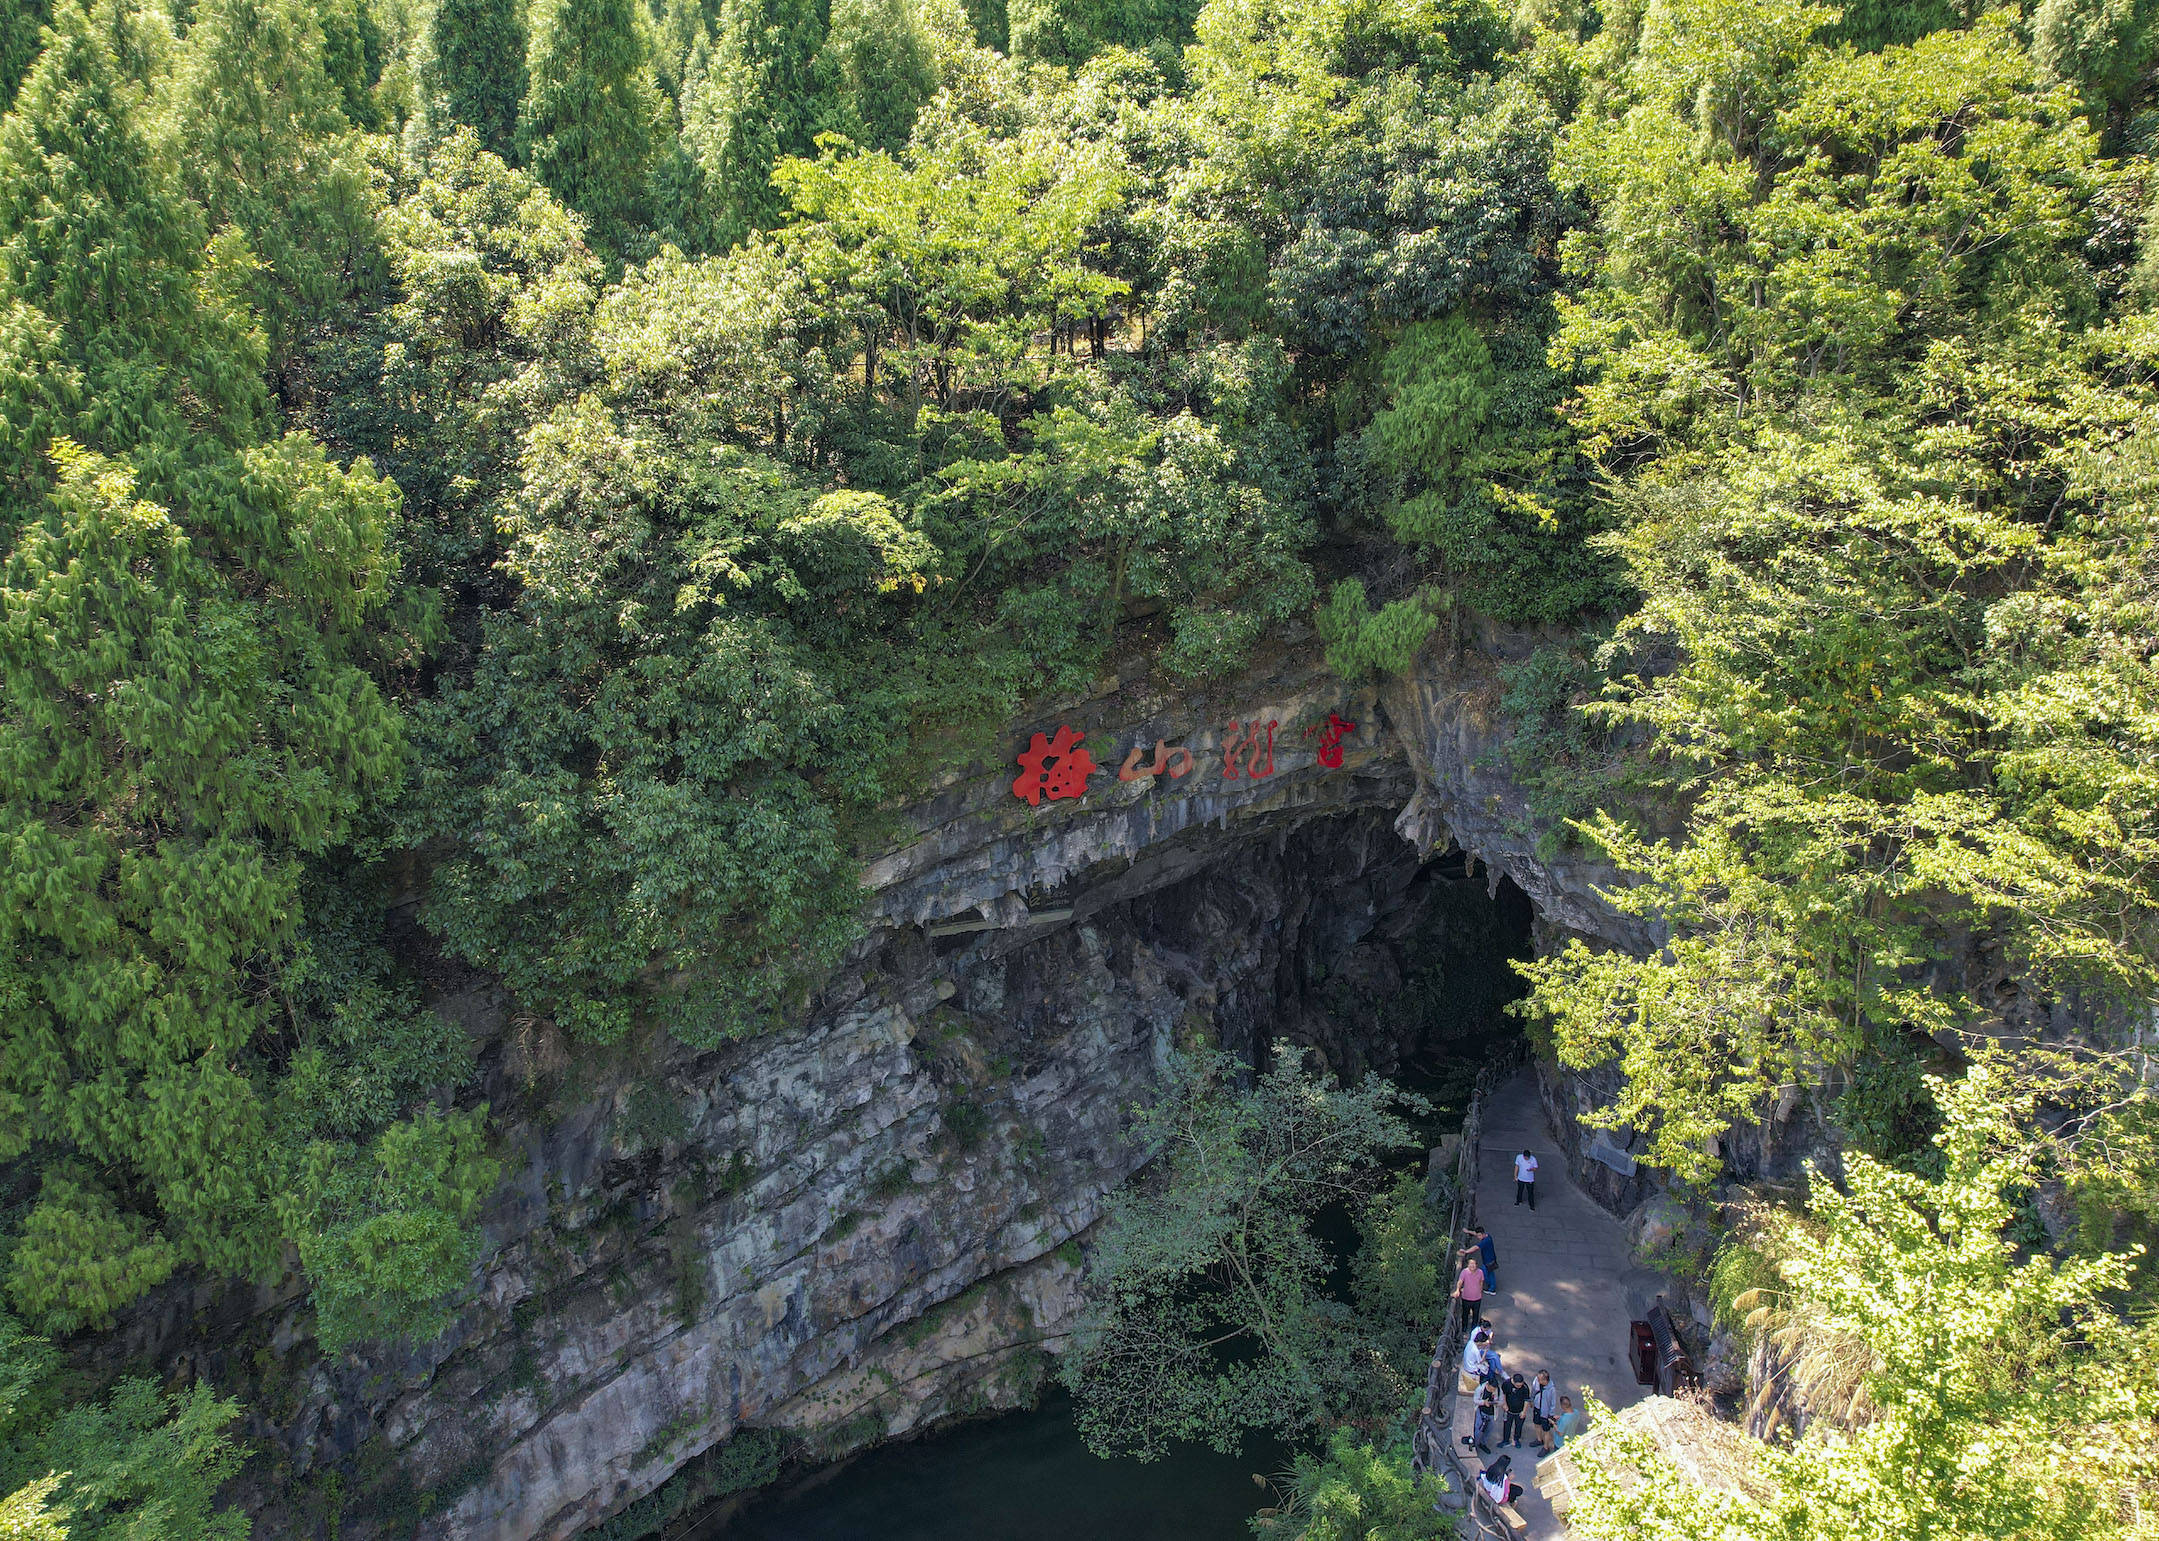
1455, 1247, 1488, 1326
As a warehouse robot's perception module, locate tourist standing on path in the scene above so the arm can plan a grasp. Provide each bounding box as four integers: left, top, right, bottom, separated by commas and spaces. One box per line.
1552, 1396, 1588, 1449
1529, 1371, 1558, 1451
1455, 1249, 1487, 1326
1471, 1382, 1498, 1453
1469, 1224, 1497, 1291
1500, 1372, 1531, 1448
1514, 1148, 1539, 1209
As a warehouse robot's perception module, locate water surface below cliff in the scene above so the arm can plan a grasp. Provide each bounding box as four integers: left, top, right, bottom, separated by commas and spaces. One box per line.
701, 1389, 1286, 1541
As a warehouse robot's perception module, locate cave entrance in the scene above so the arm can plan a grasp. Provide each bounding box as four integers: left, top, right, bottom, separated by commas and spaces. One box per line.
1116, 808, 1536, 1129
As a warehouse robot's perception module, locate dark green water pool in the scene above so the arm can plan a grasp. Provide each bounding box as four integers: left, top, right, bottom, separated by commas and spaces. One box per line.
695, 1389, 1286, 1541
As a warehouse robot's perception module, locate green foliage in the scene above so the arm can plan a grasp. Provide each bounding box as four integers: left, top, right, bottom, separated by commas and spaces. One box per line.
1833, 1032, 1941, 1167
401, 409, 884, 1045
2031, 0, 2158, 134
1702, 1235, 1776, 1344
1568, 1064, 2155, 1541
1493, 641, 1625, 850
0, 0, 263, 508
1366, 314, 1617, 624
1348, 1174, 1447, 1380
319, 0, 387, 130
0, 432, 404, 1320
1, 1311, 248, 1541
314, 128, 601, 587
518, 0, 666, 250
1314, 580, 1437, 678
0, 0, 47, 108
815, 0, 936, 152
286, 1107, 500, 1351
1250, 1419, 1453, 1541
1519, 5, 2159, 1179
6, 1173, 178, 1336
162, 0, 378, 369
423, 0, 527, 156
0, 4, 493, 1347
582, 1427, 784, 1541
669, 0, 826, 248
1061, 1044, 1425, 1459
1009, 0, 1198, 69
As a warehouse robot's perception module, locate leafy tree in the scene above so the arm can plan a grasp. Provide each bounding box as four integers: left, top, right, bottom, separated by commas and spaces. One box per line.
319, 0, 387, 130
0, 436, 403, 1325
0, 1311, 248, 1541
284, 1106, 500, 1351
1363, 313, 1616, 624
1566, 1063, 2157, 1541
1250, 1421, 1454, 1541
517, 0, 665, 250
1348, 1173, 1449, 1381
0, 7, 492, 1344
1516, 9, 2155, 1177
313, 128, 601, 590
1061, 1044, 1424, 1460
1313, 579, 1437, 678
0, 0, 263, 509
400, 399, 924, 1045
2031, 0, 2158, 139
1008, 0, 1199, 69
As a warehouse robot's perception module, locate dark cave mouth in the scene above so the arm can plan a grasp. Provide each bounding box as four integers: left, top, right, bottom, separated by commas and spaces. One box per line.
955, 807, 1539, 1102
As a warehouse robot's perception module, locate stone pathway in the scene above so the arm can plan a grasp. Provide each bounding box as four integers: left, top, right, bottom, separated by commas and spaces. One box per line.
1456, 1073, 1665, 1538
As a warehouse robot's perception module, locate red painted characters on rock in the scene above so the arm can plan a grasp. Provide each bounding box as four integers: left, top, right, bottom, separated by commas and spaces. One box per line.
1220, 719, 1277, 780
1315, 711, 1358, 769
1118, 739, 1196, 782
1012, 725, 1099, 805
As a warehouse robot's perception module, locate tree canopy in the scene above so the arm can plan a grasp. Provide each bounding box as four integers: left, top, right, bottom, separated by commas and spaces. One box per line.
3, 0, 2159, 1531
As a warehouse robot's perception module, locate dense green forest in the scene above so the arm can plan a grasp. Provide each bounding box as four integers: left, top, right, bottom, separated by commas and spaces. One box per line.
1, 0, 2157, 1526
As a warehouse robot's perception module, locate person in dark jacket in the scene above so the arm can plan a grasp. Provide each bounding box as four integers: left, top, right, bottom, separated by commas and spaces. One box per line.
1500, 1372, 1531, 1447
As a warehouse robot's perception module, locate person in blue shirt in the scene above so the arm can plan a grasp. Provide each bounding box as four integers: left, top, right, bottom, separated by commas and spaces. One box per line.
1552, 1395, 1588, 1448
1468, 1224, 1498, 1291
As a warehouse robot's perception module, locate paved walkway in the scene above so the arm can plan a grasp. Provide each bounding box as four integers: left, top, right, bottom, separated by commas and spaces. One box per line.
1456, 1072, 1664, 1537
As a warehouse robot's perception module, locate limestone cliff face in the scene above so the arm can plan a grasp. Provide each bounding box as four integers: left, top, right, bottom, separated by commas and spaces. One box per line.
123, 634, 1646, 1541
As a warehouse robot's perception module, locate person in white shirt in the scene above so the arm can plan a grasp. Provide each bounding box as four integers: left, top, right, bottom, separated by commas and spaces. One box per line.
1513, 1148, 1539, 1209
1478, 1454, 1521, 1507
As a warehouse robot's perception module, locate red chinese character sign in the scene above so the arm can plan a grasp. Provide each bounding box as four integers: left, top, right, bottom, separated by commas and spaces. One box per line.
1010, 710, 1357, 805
1012, 725, 1098, 805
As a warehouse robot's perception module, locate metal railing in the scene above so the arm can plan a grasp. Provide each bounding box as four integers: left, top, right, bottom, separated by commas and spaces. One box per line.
1409, 1061, 1517, 1540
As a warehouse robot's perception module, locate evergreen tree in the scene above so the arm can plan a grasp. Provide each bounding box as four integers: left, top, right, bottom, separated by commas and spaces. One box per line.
422, 0, 527, 157
517, 0, 664, 249
0, 0, 47, 108
320, 0, 387, 130
0, 2, 414, 1332
813, 0, 934, 152
163, 0, 377, 384
0, 0, 264, 508
674, 0, 825, 248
